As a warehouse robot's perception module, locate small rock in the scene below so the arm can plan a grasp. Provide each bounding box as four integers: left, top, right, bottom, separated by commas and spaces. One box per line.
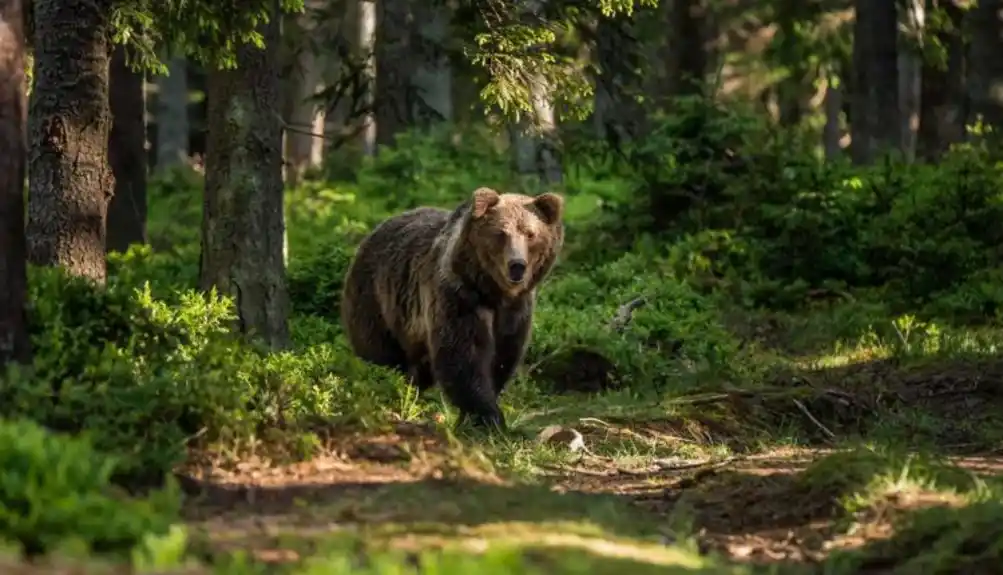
536, 425, 586, 452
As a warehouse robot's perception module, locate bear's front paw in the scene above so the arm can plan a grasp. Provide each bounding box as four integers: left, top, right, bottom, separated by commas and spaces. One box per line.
457, 406, 507, 433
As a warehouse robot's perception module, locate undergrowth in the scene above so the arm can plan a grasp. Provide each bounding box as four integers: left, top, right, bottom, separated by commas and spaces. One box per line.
5, 101, 1003, 571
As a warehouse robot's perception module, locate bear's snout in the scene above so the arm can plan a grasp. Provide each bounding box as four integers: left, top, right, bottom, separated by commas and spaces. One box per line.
507, 259, 527, 283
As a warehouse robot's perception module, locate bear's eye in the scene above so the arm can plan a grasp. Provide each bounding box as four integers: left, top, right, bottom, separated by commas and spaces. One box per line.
525, 230, 537, 241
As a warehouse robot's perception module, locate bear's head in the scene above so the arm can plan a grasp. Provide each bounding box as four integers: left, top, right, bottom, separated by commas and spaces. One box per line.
465, 187, 565, 297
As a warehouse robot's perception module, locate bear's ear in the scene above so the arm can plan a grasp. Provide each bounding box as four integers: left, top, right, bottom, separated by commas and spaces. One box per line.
471, 187, 501, 219
532, 193, 565, 225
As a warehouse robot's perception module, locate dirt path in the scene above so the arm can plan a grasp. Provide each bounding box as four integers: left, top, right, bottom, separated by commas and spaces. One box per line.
177, 414, 1003, 573
174, 356, 1003, 571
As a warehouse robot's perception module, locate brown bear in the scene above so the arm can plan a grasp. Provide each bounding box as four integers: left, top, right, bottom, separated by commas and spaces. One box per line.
340, 187, 565, 430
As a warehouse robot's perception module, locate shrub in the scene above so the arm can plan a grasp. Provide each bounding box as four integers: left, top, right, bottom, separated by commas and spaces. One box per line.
2, 266, 418, 482
0, 418, 179, 558
529, 251, 741, 395
577, 97, 1003, 321
1, 266, 254, 481
354, 124, 520, 212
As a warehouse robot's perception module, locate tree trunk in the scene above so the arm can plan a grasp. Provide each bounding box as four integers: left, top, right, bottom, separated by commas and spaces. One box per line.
283, 9, 325, 187
510, 0, 562, 185
850, 0, 902, 164
202, 2, 291, 349
106, 44, 148, 254
511, 82, 563, 185
358, 0, 377, 156
374, 0, 412, 148
411, 0, 452, 125
665, 0, 709, 98
967, 0, 1003, 137
26, 0, 115, 283
898, 0, 924, 161
0, 0, 30, 365
823, 75, 844, 160
593, 8, 645, 143
155, 56, 189, 170
917, 0, 965, 162
774, 0, 816, 128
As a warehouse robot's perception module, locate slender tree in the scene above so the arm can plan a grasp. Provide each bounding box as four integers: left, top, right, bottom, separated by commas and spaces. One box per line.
0, 0, 30, 365
107, 44, 149, 253
155, 56, 190, 170
851, 0, 901, 163
917, 0, 965, 161
968, 0, 1003, 135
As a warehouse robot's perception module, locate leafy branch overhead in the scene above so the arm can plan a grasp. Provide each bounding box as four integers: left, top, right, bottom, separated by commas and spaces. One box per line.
456, 0, 658, 123
110, 0, 306, 73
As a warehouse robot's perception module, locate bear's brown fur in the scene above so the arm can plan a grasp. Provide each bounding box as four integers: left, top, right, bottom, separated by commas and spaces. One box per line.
340, 187, 565, 430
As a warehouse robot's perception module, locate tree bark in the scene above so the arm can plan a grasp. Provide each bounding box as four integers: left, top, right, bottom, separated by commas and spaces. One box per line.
26, 0, 115, 283
510, 0, 562, 185
850, 0, 902, 164
917, 0, 965, 162
593, 7, 645, 143
106, 44, 148, 253
898, 0, 924, 161
202, 2, 291, 349
411, 0, 452, 126
823, 75, 845, 160
0, 0, 30, 365
155, 56, 189, 170
665, 0, 709, 98
358, 0, 377, 156
967, 0, 1003, 136
374, 0, 412, 149
511, 82, 562, 185
283, 9, 325, 187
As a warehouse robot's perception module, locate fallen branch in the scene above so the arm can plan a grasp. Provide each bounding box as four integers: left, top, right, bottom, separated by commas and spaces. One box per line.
792, 398, 836, 441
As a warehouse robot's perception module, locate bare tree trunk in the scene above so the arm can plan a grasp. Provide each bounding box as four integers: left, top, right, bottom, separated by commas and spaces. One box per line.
283, 9, 326, 187
917, 0, 965, 161
898, 0, 924, 161
967, 0, 1003, 137
823, 75, 844, 160
511, 81, 562, 185
26, 0, 115, 283
155, 56, 189, 170
202, 1, 291, 349
850, 0, 902, 164
411, 0, 452, 125
358, 0, 377, 156
107, 45, 148, 253
593, 7, 645, 143
0, 0, 30, 365
510, 0, 562, 185
665, 0, 709, 97
375, 0, 412, 148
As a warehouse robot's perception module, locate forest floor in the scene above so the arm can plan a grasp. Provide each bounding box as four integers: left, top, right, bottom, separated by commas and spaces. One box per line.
176, 351, 1003, 573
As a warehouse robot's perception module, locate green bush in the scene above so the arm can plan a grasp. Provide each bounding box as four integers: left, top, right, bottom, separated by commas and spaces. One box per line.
530, 251, 741, 394
1, 266, 254, 481
145, 164, 203, 253
2, 265, 417, 483
0, 418, 179, 558
354, 124, 521, 211
578, 97, 1003, 321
